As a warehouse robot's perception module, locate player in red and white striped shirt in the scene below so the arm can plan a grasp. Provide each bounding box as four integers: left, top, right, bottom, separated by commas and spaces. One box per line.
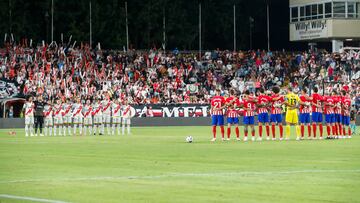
257, 88, 271, 140
242, 90, 257, 141
333, 93, 343, 137
299, 88, 312, 139
341, 90, 352, 138
311, 87, 324, 139
270, 86, 284, 140
225, 89, 241, 141
323, 91, 336, 138
210, 89, 226, 141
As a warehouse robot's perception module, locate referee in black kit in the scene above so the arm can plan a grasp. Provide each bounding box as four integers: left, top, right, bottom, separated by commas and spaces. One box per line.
34, 95, 46, 136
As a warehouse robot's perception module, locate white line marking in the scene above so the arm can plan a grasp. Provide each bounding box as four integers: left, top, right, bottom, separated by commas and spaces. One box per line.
1, 169, 359, 184
0, 194, 70, 203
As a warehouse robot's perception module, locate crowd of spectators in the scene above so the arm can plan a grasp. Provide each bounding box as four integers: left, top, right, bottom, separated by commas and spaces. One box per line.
0, 41, 359, 109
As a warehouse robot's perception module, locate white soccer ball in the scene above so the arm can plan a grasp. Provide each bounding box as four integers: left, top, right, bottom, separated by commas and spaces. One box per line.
185, 136, 193, 143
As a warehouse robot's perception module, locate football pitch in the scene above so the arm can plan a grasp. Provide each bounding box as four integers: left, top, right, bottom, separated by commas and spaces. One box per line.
0, 126, 360, 203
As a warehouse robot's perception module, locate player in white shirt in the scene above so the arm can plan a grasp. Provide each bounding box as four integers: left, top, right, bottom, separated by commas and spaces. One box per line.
53, 99, 64, 136
92, 98, 103, 135
111, 99, 122, 135
82, 99, 93, 136
72, 98, 83, 135
101, 95, 112, 135
23, 96, 35, 137
62, 99, 73, 136
122, 99, 134, 135
43, 100, 53, 136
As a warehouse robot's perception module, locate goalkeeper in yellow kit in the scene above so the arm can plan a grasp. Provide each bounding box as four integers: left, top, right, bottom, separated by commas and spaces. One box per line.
284, 87, 301, 140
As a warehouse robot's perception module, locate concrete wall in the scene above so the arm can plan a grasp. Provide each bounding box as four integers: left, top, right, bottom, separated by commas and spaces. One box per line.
0, 117, 359, 129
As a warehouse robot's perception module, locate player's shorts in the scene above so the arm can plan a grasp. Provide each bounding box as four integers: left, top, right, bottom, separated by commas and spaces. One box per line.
285, 110, 298, 124
312, 112, 323, 123
325, 114, 335, 124
335, 114, 342, 123
83, 117, 93, 126
45, 117, 53, 126
227, 117, 239, 124
300, 113, 311, 124
122, 118, 131, 125
53, 117, 63, 125
112, 117, 121, 124
93, 116, 103, 124
25, 116, 34, 125
63, 116, 72, 124
211, 115, 224, 126
342, 116, 350, 126
243, 116, 255, 125
258, 113, 269, 123
73, 117, 83, 124
103, 115, 111, 124
270, 114, 282, 123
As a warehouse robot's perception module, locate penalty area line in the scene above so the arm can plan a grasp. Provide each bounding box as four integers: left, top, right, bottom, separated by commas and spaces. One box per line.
0, 194, 70, 203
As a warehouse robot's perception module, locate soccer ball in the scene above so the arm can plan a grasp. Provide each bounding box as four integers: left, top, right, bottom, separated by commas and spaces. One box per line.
185, 136, 193, 143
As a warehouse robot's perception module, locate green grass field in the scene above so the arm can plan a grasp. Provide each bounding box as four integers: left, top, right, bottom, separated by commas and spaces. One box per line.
0, 126, 360, 203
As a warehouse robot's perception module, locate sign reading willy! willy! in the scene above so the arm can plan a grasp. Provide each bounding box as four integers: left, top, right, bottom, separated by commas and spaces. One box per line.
290, 19, 328, 41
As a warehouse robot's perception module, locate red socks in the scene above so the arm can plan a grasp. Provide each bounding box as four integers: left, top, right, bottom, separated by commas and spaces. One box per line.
235, 127, 239, 138
301, 125, 305, 138
279, 125, 283, 138
332, 125, 336, 135
259, 126, 263, 137
348, 128, 351, 136
319, 124, 323, 137
312, 123, 317, 138
212, 126, 216, 138
307, 125, 311, 137
227, 127, 231, 138
334, 125, 338, 135
266, 125, 270, 137
271, 124, 276, 138
252, 130, 255, 137
220, 126, 225, 138
327, 126, 331, 137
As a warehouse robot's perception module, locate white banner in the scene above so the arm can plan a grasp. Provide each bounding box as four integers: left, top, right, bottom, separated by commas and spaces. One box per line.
290, 19, 328, 41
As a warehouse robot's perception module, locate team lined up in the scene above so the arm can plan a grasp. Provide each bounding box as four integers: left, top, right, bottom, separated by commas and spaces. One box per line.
210, 86, 353, 141
23, 94, 134, 137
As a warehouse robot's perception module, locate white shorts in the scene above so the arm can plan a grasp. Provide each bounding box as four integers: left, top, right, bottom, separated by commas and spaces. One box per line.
84, 117, 93, 125
122, 118, 131, 125
45, 117, 53, 126
103, 115, 111, 124
94, 116, 103, 124
25, 117, 34, 125
63, 116, 72, 124
54, 117, 63, 125
73, 117, 83, 124
112, 117, 121, 124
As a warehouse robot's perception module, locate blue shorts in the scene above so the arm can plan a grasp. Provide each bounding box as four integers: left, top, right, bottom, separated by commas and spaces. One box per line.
258, 113, 269, 123
211, 115, 224, 126
342, 116, 350, 126
325, 114, 335, 124
227, 117, 239, 124
300, 113, 311, 124
312, 112, 323, 123
270, 114, 282, 123
335, 114, 342, 123
243, 116, 255, 125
